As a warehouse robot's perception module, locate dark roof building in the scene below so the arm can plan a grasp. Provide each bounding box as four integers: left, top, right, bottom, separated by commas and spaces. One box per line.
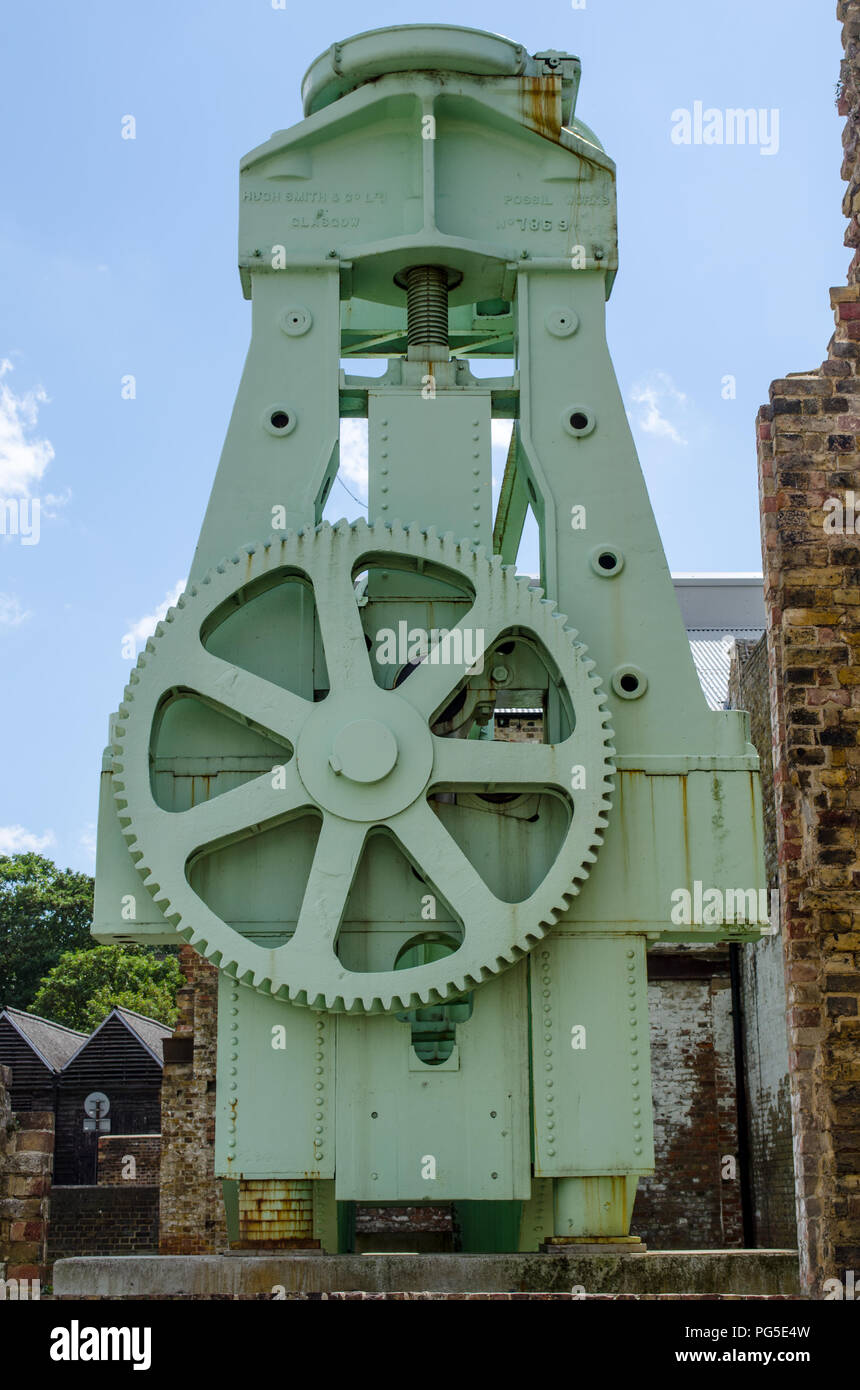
55, 1007, 172, 1184
0, 1003, 173, 1184
0, 1008, 86, 1110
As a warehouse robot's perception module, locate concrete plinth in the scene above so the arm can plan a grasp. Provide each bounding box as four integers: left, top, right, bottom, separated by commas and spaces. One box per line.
52, 1250, 800, 1299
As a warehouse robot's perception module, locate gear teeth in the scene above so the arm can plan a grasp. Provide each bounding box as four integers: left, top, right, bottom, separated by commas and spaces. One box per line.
111, 523, 614, 1013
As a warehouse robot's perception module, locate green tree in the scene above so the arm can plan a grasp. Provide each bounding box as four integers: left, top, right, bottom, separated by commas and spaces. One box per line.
0, 853, 95, 1010
29, 944, 183, 1032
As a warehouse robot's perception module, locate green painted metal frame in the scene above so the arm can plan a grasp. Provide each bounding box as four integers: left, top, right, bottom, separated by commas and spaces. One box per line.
93, 24, 768, 1249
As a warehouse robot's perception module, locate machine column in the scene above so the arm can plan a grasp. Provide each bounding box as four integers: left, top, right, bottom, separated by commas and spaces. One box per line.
529, 934, 654, 1244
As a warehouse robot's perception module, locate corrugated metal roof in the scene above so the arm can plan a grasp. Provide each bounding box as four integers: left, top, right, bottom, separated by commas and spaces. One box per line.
491, 629, 765, 721
688, 628, 765, 710
0, 1008, 86, 1072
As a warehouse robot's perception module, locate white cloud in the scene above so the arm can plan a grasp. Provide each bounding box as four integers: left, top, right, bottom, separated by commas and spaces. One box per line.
0, 359, 55, 497
0, 593, 30, 629
0, 824, 56, 855
338, 419, 368, 495
79, 823, 97, 867
41, 487, 72, 519
492, 420, 513, 453
630, 371, 688, 446
125, 578, 186, 650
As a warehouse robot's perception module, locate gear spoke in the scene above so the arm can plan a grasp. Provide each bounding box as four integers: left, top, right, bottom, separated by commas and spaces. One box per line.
311, 566, 374, 693
388, 797, 500, 932
185, 646, 313, 748
430, 729, 586, 794
396, 595, 507, 723
288, 814, 367, 952
146, 760, 311, 869
113, 523, 613, 1012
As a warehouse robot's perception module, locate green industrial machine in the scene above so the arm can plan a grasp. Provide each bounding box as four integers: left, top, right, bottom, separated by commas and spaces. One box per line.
93, 24, 766, 1252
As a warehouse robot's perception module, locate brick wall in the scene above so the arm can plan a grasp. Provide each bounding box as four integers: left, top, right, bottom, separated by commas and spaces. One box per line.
730, 635, 777, 889
633, 965, 743, 1249
47, 1186, 159, 1260
98, 1134, 161, 1186
494, 714, 543, 742
0, 1064, 53, 1282
740, 936, 796, 1247
729, 636, 797, 1249
158, 946, 227, 1254
753, 0, 860, 1291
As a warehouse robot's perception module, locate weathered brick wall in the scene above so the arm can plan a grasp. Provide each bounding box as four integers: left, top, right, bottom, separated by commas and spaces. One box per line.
754, 0, 860, 1291
158, 946, 227, 1254
842, 0, 860, 284
728, 637, 797, 1249
494, 714, 543, 742
48, 1186, 159, 1260
356, 1204, 455, 1253
730, 636, 777, 889
98, 1134, 161, 1186
633, 966, 743, 1249
739, 937, 796, 1247
0, 1064, 53, 1282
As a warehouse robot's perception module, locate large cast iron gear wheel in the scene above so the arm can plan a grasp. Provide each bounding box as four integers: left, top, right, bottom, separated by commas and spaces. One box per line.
111, 519, 615, 1013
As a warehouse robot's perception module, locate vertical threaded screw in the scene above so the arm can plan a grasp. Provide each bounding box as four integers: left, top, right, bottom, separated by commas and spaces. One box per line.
405, 265, 449, 357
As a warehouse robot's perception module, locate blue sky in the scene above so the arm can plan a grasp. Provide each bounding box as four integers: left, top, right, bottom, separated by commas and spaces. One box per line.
0, 0, 846, 873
